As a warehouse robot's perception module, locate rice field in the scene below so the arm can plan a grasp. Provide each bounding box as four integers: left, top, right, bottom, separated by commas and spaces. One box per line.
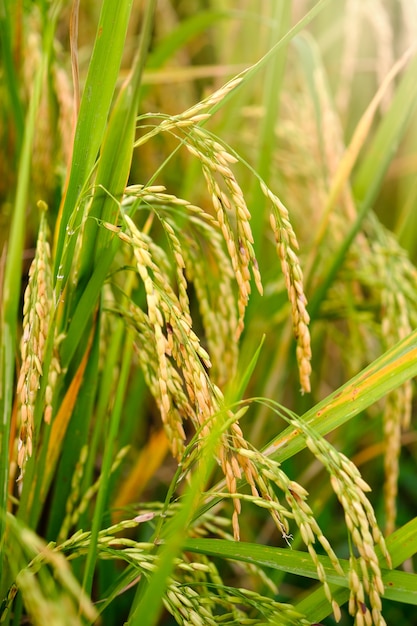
1, 1, 417, 624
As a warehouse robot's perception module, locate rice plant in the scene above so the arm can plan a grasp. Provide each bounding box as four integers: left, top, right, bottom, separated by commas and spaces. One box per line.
1, 1, 417, 625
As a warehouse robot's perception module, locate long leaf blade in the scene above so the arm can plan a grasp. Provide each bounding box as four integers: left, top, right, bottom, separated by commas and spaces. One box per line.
184, 519, 417, 608
263, 328, 417, 462
53, 0, 134, 287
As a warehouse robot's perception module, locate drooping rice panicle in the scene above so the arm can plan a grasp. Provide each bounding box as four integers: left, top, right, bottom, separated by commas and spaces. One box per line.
103, 211, 271, 540
179, 127, 262, 339
302, 427, 391, 625
56, 520, 311, 626
136, 99, 311, 382
113, 214, 215, 444
292, 36, 417, 540
123, 187, 240, 385
136, 109, 263, 341
164, 576, 312, 626
231, 442, 344, 621
266, 190, 311, 393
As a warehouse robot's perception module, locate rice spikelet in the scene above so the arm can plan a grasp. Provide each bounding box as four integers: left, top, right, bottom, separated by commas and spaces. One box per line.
16, 209, 53, 480
123, 186, 240, 386
266, 189, 311, 393
179, 126, 262, 339
303, 428, 390, 624
233, 442, 344, 621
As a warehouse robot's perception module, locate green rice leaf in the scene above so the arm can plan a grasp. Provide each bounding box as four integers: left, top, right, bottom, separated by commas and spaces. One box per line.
263, 327, 417, 462
53, 0, 134, 288
185, 520, 417, 608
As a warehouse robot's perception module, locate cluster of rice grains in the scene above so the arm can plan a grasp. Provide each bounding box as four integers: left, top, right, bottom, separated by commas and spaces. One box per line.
135, 75, 312, 387
105, 81, 312, 546
54, 516, 309, 626
120, 101, 311, 482
113, 171, 395, 622
110, 208, 257, 539
15, 209, 59, 483
101, 76, 316, 618
265, 185, 312, 394
302, 423, 392, 626
216, 442, 345, 619
185, 128, 262, 342
311, 47, 416, 542
365, 216, 417, 536
261, 16, 414, 609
